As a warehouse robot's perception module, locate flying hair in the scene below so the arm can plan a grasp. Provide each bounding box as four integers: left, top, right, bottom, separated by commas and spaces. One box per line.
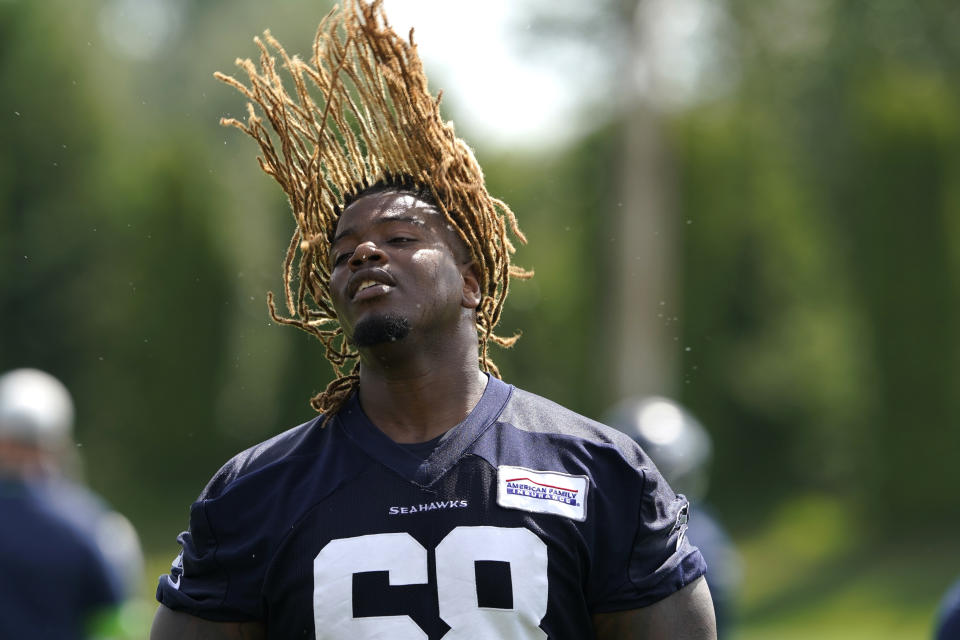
215, 0, 532, 420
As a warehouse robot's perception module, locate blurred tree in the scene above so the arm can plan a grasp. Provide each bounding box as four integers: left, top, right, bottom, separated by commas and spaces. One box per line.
484, 127, 618, 418
678, 0, 960, 530
0, 0, 235, 545
511, 0, 960, 533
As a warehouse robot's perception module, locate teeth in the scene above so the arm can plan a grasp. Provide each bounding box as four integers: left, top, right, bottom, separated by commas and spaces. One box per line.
356, 280, 381, 293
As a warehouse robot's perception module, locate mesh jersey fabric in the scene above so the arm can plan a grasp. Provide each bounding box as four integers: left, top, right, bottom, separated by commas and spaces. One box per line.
157, 376, 706, 638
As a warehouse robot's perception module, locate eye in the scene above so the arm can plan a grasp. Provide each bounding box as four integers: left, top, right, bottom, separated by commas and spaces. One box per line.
388, 236, 415, 244
332, 251, 352, 267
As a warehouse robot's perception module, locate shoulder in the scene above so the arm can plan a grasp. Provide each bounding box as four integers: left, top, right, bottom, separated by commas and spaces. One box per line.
499, 386, 647, 466
198, 415, 326, 502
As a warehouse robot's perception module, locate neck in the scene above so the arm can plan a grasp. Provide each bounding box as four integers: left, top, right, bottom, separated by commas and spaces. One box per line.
355, 327, 488, 443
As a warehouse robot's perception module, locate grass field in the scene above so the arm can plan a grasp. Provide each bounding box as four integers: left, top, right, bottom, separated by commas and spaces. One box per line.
133, 493, 957, 639
732, 495, 957, 639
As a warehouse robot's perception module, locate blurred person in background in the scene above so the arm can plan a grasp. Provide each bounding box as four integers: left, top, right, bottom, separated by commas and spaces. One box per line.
0, 368, 144, 639
937, 577, 960, 639
606, 396, 742, 636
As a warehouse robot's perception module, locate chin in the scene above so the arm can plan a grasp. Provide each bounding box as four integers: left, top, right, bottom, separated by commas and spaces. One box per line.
351, 313, 411, 348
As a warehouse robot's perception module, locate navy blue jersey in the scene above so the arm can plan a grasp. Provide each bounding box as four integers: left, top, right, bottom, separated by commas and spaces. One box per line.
0, 477, 122, 640
157, 377, 705, 639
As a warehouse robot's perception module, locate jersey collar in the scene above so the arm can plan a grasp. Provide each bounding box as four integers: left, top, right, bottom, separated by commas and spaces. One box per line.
335, 375, 513, 487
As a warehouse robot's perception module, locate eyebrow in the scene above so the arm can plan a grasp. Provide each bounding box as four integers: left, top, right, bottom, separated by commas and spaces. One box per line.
331, 213, 428, 245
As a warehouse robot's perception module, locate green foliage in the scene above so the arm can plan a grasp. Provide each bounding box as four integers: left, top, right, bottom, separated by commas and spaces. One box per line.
483, 127, 621, 418
674, 0, 960, 530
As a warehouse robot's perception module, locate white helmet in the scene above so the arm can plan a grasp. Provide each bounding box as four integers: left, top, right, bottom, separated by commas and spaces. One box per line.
605, 396, 712, 501
0, 368, 75, 450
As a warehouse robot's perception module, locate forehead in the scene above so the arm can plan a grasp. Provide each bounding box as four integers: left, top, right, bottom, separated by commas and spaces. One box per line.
333, 190, 452, 241
335, 191, 446, 237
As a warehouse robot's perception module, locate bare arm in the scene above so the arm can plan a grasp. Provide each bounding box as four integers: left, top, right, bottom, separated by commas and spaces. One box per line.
592, 576, 717, 640
150, 604, 267, 640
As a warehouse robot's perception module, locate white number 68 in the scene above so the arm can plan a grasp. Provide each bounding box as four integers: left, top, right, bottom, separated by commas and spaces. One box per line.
313, 526, 548, 639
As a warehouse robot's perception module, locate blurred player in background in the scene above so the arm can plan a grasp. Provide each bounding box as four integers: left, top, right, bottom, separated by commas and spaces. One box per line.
936, 577, 960, 639
0, 368, 144, 638
607, 396, 742, 636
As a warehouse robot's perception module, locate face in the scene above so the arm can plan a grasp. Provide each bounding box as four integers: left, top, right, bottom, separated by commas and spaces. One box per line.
328, 190, 480, 348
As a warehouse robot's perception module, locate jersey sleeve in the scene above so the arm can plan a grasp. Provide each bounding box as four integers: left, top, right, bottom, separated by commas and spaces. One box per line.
587, 447, 707, 612
155, 471, 269, 621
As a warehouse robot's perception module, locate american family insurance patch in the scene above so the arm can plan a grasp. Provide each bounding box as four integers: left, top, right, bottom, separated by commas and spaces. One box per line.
497, 465, 589, 521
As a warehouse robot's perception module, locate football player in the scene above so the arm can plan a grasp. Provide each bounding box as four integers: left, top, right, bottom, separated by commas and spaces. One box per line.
0, 368, 139, 638
151, 2, 716, 638
606, 397, 742, 636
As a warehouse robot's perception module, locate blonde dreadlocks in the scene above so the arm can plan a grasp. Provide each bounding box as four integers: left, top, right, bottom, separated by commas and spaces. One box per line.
216, 0, 531, 419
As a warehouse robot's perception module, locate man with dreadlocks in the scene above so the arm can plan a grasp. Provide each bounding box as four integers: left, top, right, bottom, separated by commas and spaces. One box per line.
151, 2, 715, 639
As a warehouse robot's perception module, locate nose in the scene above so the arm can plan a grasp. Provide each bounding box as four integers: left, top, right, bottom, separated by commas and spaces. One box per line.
349, 241, 385, 268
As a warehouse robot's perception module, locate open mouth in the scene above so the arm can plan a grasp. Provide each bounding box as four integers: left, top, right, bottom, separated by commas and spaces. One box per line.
349, 271, 396, 301
347, 268, 396, 300
356, 279, 382, 294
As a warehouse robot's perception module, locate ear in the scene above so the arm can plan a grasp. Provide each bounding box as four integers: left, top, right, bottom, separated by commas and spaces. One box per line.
460, 262, 482, 310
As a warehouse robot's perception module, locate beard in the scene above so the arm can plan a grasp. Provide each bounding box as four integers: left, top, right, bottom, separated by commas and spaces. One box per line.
350, 313, 411, 348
